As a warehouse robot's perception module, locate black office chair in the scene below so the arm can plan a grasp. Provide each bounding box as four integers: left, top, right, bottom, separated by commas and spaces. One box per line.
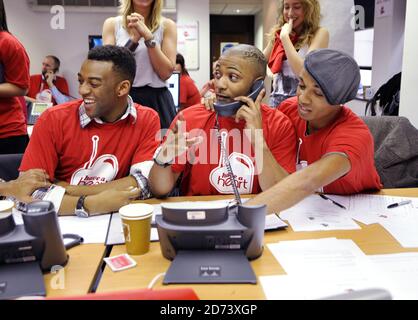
361, 116, 418, 188
0, 153, 23, 181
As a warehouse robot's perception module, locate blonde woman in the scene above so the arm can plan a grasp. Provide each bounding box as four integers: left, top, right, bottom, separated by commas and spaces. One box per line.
103, 0, 177, 129
264, 0, 329, 107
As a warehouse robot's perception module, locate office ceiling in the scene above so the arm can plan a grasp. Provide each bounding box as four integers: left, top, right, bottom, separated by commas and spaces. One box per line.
210, 0, 263, 15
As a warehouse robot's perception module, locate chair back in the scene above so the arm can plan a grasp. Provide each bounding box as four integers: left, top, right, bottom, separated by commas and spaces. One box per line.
361, 116, 418, 188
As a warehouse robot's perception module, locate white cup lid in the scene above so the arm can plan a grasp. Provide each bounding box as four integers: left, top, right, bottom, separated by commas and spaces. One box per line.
119, 203, 154, 220
0, 200, 14, 213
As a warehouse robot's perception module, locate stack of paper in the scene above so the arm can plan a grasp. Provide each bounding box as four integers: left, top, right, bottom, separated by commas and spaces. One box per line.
260, 238, 386, 300
279, 194, 418, 248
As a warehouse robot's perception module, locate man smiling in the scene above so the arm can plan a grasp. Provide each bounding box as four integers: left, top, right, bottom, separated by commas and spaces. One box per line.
20, 46, 160, 216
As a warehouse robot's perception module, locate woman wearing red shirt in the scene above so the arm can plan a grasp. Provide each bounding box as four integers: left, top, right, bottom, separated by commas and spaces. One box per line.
0, 0, 30, 154
175, 53, 200, 111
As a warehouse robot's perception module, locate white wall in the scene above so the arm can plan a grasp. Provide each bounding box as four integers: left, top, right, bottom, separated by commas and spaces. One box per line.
5, 0, 115, 99
371, 0, 406, 91
399, 0, 418, 128
177, 0, 210, 90
5, 0, 210, 97
320, 0, 355, 56
254, 9, 264, 52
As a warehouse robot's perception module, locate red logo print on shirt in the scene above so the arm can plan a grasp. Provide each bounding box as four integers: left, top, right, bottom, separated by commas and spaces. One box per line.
209, 131, 254, 194
70, 135, 119, 185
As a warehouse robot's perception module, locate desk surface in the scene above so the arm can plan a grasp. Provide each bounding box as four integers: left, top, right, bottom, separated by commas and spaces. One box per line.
44, 244, 106, 298
96, 189, 418, 300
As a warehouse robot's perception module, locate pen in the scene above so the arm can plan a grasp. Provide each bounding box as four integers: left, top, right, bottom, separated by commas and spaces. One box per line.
319, 194, 347, 210
387, 200, 412, 209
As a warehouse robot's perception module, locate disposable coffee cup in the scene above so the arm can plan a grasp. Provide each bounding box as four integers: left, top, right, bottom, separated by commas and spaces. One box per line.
119, 203, 154, 256
0, 200, 14, 215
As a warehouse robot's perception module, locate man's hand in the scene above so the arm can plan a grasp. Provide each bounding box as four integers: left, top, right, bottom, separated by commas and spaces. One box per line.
201, 91, 216, 112
7, 169, 51, 202
234, 89, 266, 146
85, 187, 140, 215
156, 113, 203, 165
280, 18, 294, 40
45, 71, 55, 88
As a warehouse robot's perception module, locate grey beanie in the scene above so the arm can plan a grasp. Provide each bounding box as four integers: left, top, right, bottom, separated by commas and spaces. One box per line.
304, 49, 361, 105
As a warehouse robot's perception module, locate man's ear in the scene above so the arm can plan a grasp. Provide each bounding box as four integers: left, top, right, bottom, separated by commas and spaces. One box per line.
117, 80, 131, 97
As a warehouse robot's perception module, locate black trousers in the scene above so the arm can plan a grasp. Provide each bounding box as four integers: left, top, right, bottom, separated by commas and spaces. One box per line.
0, 135, 29, 155
130, 86, 177, 129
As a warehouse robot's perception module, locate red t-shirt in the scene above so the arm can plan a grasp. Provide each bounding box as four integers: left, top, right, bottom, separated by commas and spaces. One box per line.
179, 74, 201, 110
20, 100, 160, 184
0, 31, 29, 139
279, 96, 382, 194
169, 104, 296, 196
27, 74, 70, 106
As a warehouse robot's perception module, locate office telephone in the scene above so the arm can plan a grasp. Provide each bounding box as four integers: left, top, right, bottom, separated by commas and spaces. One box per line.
27, 102, 52, 125
213, 79, 264, 117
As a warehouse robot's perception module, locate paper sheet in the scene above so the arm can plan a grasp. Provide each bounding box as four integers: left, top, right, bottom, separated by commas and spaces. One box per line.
279, 195, 360, 231
369, 253, 418, 300
262, 238, 386, 300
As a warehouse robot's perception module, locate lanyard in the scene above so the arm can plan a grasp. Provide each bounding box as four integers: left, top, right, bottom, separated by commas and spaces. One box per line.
214, 114, 242, 205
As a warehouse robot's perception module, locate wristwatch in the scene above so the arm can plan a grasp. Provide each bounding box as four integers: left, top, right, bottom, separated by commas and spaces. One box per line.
153, 146, 173, 168
75, 195, 89, 218
144, 36, 157, 48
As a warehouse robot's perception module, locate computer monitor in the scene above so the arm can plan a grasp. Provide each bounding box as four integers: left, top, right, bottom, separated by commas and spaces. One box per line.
89, 35, 103, 50
166, 72, 180, 110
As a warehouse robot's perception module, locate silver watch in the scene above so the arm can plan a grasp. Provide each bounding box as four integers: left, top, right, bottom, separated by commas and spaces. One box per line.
144, 37, 157, 48
75, 195, 89, 218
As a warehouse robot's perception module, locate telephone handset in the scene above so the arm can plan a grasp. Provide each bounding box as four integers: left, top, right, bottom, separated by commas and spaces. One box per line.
213, 79, 265, 117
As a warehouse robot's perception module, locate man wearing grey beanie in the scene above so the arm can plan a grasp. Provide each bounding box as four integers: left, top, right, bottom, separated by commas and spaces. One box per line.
247, 49, 382, 214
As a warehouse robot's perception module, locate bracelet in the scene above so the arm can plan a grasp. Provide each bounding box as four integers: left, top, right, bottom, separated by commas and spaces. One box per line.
125, 39, 139, 52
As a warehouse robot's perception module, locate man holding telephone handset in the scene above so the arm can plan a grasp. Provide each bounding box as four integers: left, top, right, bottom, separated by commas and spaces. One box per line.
26, 55, 71, 106
149, 44, 296, 197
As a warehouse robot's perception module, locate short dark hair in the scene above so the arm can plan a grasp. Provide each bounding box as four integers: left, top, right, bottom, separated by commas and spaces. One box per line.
46, 55, 61, 72
87, 45, 136, 84
223, 44, 267, 79
0, 0, 9, 32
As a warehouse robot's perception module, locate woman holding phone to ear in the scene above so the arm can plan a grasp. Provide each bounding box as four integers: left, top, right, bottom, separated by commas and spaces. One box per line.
264, 0, 329, 108
102, 0, 177, 129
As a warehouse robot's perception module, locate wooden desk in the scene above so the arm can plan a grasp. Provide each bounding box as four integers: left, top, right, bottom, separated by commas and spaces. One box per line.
97, 189, 418, 300
44, 244, 106, 298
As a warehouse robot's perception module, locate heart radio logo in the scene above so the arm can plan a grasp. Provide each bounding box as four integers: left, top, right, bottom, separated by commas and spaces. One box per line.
70, 136, 119, 185
209, 131, 254, 194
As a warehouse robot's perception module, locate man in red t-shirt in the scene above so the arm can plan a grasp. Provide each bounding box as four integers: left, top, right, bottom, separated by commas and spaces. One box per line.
247, 49, 382, 213
26, 55, 71, 105
20, 46, 160, 216
0, 19, 30, 154
149, 45, 296, 197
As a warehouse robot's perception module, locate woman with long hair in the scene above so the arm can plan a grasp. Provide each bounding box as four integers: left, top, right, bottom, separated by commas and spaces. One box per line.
264, 0, 329, 107
103, 0, 177, 129
0, 0, 31, 154
175, 53, 200, 110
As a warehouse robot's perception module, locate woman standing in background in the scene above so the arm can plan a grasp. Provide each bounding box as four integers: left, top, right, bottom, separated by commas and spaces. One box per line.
175, 53, 200, 111
264, 0, 329, 107
0, 0, 30, 154
103, 0, 177, 129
